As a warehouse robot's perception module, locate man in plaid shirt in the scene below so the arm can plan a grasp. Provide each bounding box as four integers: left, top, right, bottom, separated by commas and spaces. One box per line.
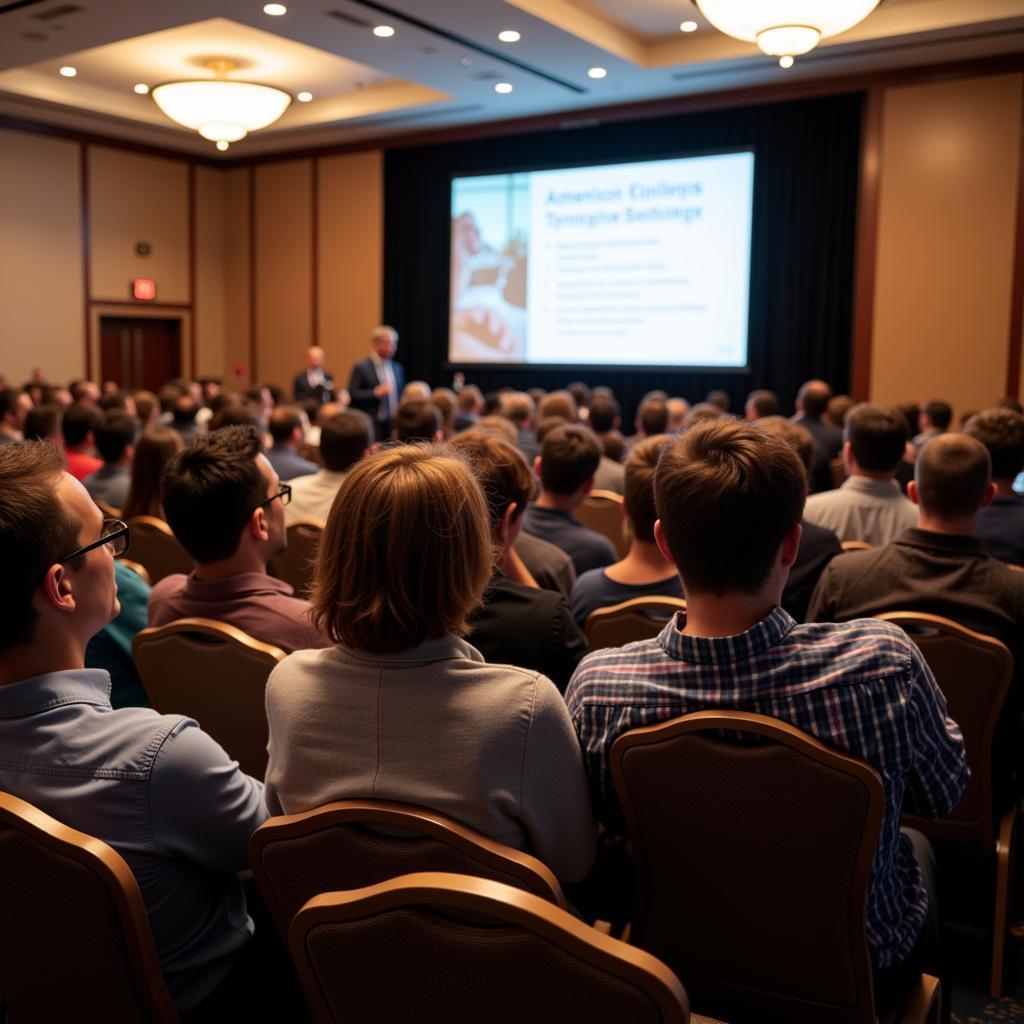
565, 418, 966, 1009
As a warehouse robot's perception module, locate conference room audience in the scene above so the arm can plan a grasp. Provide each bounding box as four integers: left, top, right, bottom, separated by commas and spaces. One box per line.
82, 411, 136, 511
628, 395, 669, 451
965, 406, 1024, 565
587, 392, 626, 493
914, 400, 953, 449
150, 426, 328, 653
453, 383, 484, 431
266, 406, 318, 481
23, 402, 62, 444
286, 410, 373, 525
393, 398, 443, 444
500, 390, 540, 462
169, 393, 201, 446
453, 431, 587, 691
827, 393, 855, 429
803, 403, 916, 546
571, 434, 682, 626
264, 445, 596, 882
0, 387, 31, 443
61, 402, 102, 481
704, 389, 730, 412
744, 388, 779, 420
430, 386, 457, 438
791, 379, 842, 493
0, 442, 273, 1015
133, 389, 159, 429
565, 418, 966, 1007
537, 389, 578, 423
523, 424, 617, 576
666, 396, 689, 432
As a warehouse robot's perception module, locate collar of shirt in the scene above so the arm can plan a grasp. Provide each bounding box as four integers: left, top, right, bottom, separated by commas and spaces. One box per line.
527, 504, 581, 527
0, 668, 111, 718
181, 571, 298, 601
656, 606, 797, 667
840, 476, 904, 499
334, 634, 484, 666
894, 527, 987, 556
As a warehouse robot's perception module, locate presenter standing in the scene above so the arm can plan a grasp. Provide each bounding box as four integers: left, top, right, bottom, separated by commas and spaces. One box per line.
293, 345, 335, 405
348, 325, 405, 442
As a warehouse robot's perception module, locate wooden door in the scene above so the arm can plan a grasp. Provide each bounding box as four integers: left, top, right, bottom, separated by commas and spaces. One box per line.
99, 317, 181, 392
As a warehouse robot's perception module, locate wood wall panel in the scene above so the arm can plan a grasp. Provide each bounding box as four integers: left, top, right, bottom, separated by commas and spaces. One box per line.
222, 166, 253, 386
193, 166, 226, 379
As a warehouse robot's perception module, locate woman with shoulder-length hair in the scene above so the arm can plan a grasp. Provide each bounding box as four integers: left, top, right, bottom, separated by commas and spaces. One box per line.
122, 426, 183, 521
264, 444, 596, 882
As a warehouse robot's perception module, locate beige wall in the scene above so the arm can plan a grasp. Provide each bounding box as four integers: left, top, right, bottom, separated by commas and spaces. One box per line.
870, 73, 1023, 414
194, 166, 226, 379
0, 129, 84, 383
222, 167, 253, 386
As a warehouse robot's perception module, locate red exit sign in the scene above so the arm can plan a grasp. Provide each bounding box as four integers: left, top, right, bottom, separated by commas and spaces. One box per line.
132, 278, 156, 301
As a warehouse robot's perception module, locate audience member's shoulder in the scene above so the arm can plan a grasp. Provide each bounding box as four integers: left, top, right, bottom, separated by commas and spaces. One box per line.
824, 544, 887, 575
788, 617, 915, 677
148, 572, 189, 602
569, 636, 663, 688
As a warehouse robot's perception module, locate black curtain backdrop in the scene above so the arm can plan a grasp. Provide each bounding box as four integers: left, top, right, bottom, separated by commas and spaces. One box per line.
382, 92, 863, 422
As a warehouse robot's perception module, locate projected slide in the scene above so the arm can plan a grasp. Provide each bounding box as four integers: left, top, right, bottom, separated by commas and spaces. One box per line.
449, 151, 754, 367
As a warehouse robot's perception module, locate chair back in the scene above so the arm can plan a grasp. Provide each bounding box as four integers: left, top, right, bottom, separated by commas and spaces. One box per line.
830, 456, 847, 488
118, 558, 152, 586
133, 618, 285, 779
249, 798, 565, 939
289, 872, 691, 1024
123, 516, 193, 584
585, 596, 686, 650
95, 499, 123, 518
611, 710, 884, 1024
877, 612, 1012, 846
841, 540, 873, 552
0, 791, 178, 1023
577, 488, 629, 559
268, 520, 323, 598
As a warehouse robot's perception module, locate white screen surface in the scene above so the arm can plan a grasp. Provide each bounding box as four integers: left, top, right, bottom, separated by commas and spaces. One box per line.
449, 151, 754, 367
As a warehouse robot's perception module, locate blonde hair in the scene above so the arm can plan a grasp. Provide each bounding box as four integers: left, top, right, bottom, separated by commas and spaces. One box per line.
311, 445, 493, 653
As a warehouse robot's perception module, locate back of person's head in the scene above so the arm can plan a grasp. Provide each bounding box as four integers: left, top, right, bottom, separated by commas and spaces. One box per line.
921, 399, 953, 431
98, 391, 130, 414
468, 416, 518, 444
753, 415, 815, 474
684, 402, 723, 427
539, 424, 600, 496
655, 419, 806, 595
161, 426, 266, 563
745, 389, 779, 419
994, 396, 1024, 416
431, 388, 456, 434
796, 379, 832, 419
172, 394, 197, 425
123, 426, 183, 520
588, 393, 620, 434
320, 410, 373, 473
210, 400, 261, 432
0, 388, 29, 425
601, 429, 626, 464
965, 407, 1024, 481
0, 443, 81, 655
897, 402, 919, 438
24, 404, 62, 443
844, 403, 908, 474
567, 382, 592, 412
133, 390, 158, 424
269, 405, 303, 445
451, 431, 533, 530
95, 412, 136, 465
538, 390, 577, 423
68, 379, 100, 404
62, 402, 100, 448
827, 394, 855, 428
457, 385, 484, 414
312, 446, 492, 653
914, 433, 991, 521
666, 397, 688, 431
705, 390, 730, 413
625, 435, 671, 543
394, 399, 441, 444
535, 415, 569, 445
637, 397, 669, 436
401, 381, 431, 403
500, 391, 535, 426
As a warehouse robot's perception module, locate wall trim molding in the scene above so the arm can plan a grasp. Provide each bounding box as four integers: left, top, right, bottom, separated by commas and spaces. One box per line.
79, 141, 91, 379
1007, 74, 1024, 399
188, 163, 197, 378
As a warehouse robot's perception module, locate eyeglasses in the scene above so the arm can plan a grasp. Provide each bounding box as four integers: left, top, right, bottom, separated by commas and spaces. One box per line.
255, 483, 291, 510
58, 518, 130, 563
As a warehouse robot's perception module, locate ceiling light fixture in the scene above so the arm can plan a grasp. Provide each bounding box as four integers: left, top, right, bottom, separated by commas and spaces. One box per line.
587, 67, 607, 79
494, 82, 513, 94
498, 30, 521, 42
373, 24, 395, 37
216, 141, 230, 151
779, 55, 794, 68
59, 65, 76, 77
680, 20, 698, 32
151, 59, 291, 145
694, 0, 880, 62
297, 91, 313, 102
262, 3, 287, 14
133, 83, 150, 95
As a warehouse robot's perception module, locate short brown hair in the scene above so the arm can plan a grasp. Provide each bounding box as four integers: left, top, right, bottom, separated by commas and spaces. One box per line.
394, 399, 441, 444
269, 405, 303, 444
539, 424, 600, 495
0, 443, 80, 652
451, 431, 533, 527
311, 446, 493, 653
535, 415, 569, 444
753, 415, 815, 474
637, 397, 669, 436
915, 433, 991, 519
965, 407, 1024, 481
844, 403, 908, 473
320, 410, 372, 473
500, 391, 534, 426
538, 390, 577, 423
625, 435, 671, 542
655, 419, 806, 595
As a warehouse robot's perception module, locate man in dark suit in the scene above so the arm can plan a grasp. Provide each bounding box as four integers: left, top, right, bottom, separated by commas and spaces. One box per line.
293, 345, 334, 405
348, 325, 405, 442
791, 379, 843, 494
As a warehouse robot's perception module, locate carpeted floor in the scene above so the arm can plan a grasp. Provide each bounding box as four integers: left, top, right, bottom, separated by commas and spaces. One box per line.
951, 932, 1024, 1022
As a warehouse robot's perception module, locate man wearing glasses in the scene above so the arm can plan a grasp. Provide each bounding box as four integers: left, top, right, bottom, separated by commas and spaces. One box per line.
0, 442, 280, 1015
149, 425, 329, 653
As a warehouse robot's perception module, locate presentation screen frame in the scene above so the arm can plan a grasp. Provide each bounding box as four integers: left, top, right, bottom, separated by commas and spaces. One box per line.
446, 145, 757, 374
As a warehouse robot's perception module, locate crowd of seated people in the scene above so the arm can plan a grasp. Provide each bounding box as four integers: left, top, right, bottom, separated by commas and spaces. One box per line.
2, 362, 1024, 1021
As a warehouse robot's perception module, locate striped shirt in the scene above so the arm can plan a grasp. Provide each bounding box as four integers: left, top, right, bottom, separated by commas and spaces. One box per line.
564, 607, 967, 968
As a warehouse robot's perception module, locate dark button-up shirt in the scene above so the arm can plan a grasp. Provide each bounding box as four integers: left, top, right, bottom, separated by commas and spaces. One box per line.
522, 504, 617, 576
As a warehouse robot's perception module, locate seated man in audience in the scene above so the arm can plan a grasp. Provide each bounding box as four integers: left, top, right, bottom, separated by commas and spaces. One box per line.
666, 396, 689, 432
286, 409, 373, 525
571, 435, 682, 626
914, 399, 952, 449
0, 387, 32, 444
566, 419, 966, 1006
82, 411, 135, 511
455, 431, 587, 691
744, 389, 778, 421
393, 398, 443, 444
500, 391, 540, 463
515, 530, 577, 600
61, 402, 103, 481
265, 405, 318, 481
791, 378, 842, 493
626, 395, 669, 453
804, 403, 917, 546
965, 406, 1024, 566
151, 425, 328, 652
587, 392, 625, 494
523, 424, 617, 576
23, 402, 62, 444
0, 442, 275, 1016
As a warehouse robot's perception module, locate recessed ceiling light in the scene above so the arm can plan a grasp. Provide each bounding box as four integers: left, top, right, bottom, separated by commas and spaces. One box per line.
779, 55, 795, 68
263, 3, 287, 14
373, 24, 395, 37
133, 82, 150, 95
216, 141, 230, 151
297, 91, 313, 102
680, 20, 698, 32
587, 66, 607, 79
498, 29, 521, 43
494, 82, 513, 94
59, 65, 76, 77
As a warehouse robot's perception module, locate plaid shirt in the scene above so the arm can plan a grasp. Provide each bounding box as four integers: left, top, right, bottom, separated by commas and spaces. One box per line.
565, 607, 967, 968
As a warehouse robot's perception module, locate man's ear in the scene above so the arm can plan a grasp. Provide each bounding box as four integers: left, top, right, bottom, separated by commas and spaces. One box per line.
497, 502, 517, 548
780, 521, 802, 569
980, 481, 997, 510
533, 455, 542, 478
907, 480, 920, 506
581, 476, 595, 497
39, 563, 76, 614
249, 507, 270, 543
653, 520, 676, 566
